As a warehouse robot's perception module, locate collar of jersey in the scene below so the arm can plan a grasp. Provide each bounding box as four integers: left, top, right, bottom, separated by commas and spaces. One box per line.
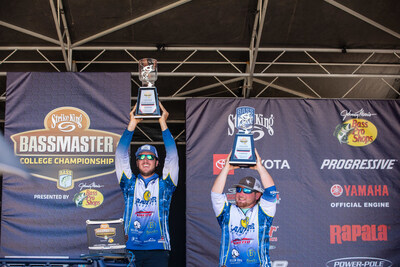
138, 173, 159, 187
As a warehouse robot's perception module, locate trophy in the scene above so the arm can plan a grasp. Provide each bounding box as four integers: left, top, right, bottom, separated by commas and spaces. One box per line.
135, 58, 161, 118
229, 106, 256, 167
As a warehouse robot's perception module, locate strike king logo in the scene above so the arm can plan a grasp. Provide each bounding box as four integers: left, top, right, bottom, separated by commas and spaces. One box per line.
11, 107, 120, 191
228, 112, 274, 141
334, 116, 377, 147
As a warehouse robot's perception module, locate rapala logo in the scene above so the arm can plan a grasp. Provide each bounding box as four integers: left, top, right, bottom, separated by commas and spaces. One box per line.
331, 185, 389, 197
330, 225, 388, 244
333, 119, 377, 147
326, 257, 392, 267
10, 107, 120, 190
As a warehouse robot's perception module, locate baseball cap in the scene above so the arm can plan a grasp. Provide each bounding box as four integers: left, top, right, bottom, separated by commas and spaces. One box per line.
233, 176, 264, 193
135, 144, 158, 159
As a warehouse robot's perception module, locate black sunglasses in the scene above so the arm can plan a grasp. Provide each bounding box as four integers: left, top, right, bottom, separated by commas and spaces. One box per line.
137, 154, 156, 160
236, 187, 254, 194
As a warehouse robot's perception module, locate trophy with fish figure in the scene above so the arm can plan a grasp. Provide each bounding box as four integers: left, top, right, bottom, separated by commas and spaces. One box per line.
135, 58, 161, 118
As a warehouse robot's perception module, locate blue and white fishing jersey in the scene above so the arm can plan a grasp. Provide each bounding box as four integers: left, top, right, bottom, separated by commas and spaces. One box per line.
115, 128, 179, 251
211, 186, 277, 267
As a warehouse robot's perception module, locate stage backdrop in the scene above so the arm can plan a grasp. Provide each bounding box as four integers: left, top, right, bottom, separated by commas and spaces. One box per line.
1, 72, 131, 256
186, 98, 400, 267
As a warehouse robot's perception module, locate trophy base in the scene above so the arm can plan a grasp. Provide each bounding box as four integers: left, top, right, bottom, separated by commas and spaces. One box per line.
228, 160, 257, 168
135, 87, 161, 118
134, 115, 161, 118
229, 133, 256, 167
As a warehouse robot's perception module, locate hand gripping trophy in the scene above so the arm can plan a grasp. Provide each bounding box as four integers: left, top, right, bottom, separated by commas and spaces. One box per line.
135, 58, 161, 118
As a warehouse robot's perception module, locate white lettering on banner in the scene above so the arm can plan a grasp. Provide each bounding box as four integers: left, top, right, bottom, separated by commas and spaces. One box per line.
331, 202, 362, 208
331, 202, 390, 208
326, 257, 393, 267
78, 182, 104, 191
51, 113, 83, 132
272, 261, 288, 267
19, 135, 114, 153
320, 159, 397, 170
261, 159, 290, 169
340, 109, 377, 121
33, 194, 62, 199
228, 113, 274, 140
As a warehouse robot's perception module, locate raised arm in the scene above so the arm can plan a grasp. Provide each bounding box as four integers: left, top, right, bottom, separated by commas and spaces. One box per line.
127, 104, 142, 131
115, 106, 141, 183
159, 102, 179, 185
211, 152, 239, 194
251, 149, 275, 189
158, 101, 168, 131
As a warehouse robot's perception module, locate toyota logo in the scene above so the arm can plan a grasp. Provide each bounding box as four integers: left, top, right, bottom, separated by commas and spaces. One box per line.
216, 159, 226, 169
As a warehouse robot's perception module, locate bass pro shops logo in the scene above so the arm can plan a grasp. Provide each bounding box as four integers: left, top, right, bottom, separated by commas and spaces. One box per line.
334, 109, 378, 147
11, 107, 120, 191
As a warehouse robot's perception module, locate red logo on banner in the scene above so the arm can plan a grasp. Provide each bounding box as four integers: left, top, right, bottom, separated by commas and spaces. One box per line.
330, 224, 388, 244
269, 225, 279, 242
213, 154, 234, 175
331, 184, 343, 197
331, 184, 389, 197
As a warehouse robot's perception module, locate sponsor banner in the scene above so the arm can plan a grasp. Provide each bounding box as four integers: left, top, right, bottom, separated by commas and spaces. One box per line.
1, 72, 130, 256
186, 99, 400, 266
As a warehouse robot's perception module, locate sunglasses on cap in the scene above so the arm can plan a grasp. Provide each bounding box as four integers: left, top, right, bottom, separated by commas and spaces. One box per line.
136, 154, 156, 160
236, 187, 254, 194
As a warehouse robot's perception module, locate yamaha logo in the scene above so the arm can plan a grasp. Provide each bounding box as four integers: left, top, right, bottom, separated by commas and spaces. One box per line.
331, 184, 343, 197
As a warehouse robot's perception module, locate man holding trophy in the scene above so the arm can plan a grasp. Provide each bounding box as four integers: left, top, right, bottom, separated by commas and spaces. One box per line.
211, 150, 277, 267
115, 59, 179, 267
211, 106, 278, 267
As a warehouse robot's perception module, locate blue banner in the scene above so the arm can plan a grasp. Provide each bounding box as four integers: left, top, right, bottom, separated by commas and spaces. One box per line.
1, 72, 131, 256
